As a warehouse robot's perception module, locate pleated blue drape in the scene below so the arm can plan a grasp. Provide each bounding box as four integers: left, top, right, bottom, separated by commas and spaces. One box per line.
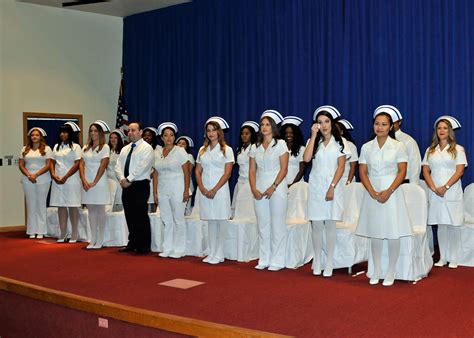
123, 0, 473, 185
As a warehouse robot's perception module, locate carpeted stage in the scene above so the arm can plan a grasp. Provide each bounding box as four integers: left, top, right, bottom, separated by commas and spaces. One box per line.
1, 231, 473, 337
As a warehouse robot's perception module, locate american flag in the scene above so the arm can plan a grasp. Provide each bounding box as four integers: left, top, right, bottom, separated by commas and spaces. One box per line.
115, 78, 129, 133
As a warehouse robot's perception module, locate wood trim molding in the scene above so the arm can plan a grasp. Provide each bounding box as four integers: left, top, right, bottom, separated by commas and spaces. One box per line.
0, 226, 26, 233
23, 112, 83, 146
0, 276, 291, 338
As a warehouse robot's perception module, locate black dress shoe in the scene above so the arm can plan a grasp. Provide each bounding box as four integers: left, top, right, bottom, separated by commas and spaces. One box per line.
118, 246, 135, 253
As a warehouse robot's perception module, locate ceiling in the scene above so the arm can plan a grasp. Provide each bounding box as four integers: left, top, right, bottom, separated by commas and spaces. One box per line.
17, 0, 190, 17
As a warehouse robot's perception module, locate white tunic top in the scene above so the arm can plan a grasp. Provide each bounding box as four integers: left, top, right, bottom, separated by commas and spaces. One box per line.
422, 144, 468, 226
107, 151, 120, 180
236, 145, 251, 183
356, 137, 413, 239
286, 145, 305, 184
307, 137, 350, 221
82, 144, 110, 204
197, 144, 234, 220
20, 146, 53, 185
249, 139, 288, 199
50, 143, 82, 207
342, 139, 358, 183
395, 130, 421, 184
154, 146, 189, 199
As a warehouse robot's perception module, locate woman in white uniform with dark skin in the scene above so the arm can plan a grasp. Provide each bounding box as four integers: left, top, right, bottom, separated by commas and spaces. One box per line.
195, 117, 234, 264
79, 120, 111, 249
107, 129, 126, 211
422, 116, 467, 269
356, 106, 412, 286
335, 119, 359, 184
232, 121, 259, 218
280, 116, 306, 187
303, 106, 349, 277
249, 110, 289, 271
176, 136, 195, 216
19, 127, 52, 239
154, 122, 191, 259
50, 122, 82, 243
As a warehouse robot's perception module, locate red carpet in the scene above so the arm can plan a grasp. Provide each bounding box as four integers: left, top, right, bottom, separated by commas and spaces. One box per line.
1, 231, 473, 337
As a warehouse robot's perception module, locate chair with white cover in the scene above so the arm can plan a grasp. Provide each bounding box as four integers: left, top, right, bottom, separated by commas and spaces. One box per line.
419, 179, 435, 255
320, 182, 369, 271
185, 192, 209, 257
225, 184, 259, 262
103, 210, 128, 247
367, 183, 433, 282
456, 183, 474, 266
149, 208, 164, 252
285, 181, 313, 269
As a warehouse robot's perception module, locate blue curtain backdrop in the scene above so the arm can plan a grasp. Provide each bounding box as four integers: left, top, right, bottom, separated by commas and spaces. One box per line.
123, 0, 473, 185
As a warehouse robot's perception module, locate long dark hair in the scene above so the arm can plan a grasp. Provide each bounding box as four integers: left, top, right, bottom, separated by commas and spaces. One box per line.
370, 112, 396, 141
236, 126, 258, 155
256, 117, 280, 148
54, 124, 77, 151
335, 121, 356, 145
142, 128, 158, 149
312, 111, 344, 158
108, 131, 125, 154
280, 124, 305, 157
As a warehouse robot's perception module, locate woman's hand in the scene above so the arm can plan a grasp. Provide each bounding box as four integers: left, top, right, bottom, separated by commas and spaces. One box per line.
325, 186, 334, 201
82, 180, 91, 191
310, 123, 320, 138
377, 189, 392, 204
206, 188, 217, 199
435, 186, 447, 197
252, 189, 264, 200
183, 190, 190, 203
264, 186, 276, 199
28, 173, 38, 183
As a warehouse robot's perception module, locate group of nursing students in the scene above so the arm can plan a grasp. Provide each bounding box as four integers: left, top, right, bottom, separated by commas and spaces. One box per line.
20, 104, 468, 286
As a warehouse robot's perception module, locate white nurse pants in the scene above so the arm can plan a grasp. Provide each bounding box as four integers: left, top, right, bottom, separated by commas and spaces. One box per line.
254, 193, 288, 268
22, 182, 50, 235
159, 194, 187, 256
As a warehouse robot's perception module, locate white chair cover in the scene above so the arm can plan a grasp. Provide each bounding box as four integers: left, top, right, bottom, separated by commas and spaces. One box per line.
456, 183, 474, 266
286, 181, 308, 220
149, 210, 164, 252
233, 183, 256, 219
418, 180, 435, 255
184, 193, 210, 257
103, 211, 128, 247
225, 218, 259, 262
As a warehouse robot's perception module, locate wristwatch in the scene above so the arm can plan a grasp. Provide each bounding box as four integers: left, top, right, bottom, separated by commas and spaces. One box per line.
330, 183, 336, 188
445, 184, 450, 190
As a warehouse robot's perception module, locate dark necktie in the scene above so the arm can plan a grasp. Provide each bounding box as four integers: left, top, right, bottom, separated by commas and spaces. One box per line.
124, 143, 136, 178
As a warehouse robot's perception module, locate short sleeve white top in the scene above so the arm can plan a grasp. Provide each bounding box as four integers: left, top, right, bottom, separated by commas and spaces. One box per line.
236, 145, 252, 183
154, 146, 189, 196
286, 145, 305, 184
81, 144, 110, 204
20, 146, 53, 185
52, 143, 82, 185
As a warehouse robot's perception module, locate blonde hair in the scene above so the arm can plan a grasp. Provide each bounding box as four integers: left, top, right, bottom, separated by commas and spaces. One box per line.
84, 123, 106, 152
199, 121, 227, 157
427, 119, 457, 159
23, 129, 47, 157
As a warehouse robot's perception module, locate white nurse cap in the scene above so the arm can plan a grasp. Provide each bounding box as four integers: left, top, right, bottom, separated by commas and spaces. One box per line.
313, 105, 341, 121
176, 136, 194, 148
373, 105, 402, 122
241, 121, 260, 133
338, 119, 354, 130
261, 110, 284, 125
64, 121, 81, 132
434, 115, 461, 130
28, 127, 47, 137
281, 116, 303, 127
206, 116, 230, 130
111, 128, 126, 141
143, 127, 158, 136
93, 120, 111, 133
157, 122, 178, 135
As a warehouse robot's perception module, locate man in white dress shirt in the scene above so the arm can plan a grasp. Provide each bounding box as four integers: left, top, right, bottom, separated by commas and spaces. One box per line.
115, 122, 154, 254
374, 105, 422, 184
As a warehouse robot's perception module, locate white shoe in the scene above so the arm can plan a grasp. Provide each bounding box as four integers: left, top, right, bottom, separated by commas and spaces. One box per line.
169, 253, 183, 259
255, 264, 268, 270
434, 260, 446, 267
202, 256, 212, 263
57, 238, 67, 243
268, 266, 283, 272
208, 257, 223, 264
312, 269, 322, 276
29, 235, 36, 239
159, 252, 170, 258
448, 262, 458, 269
369, 278, 379, 285
69, 239, 77, 244
91, 244, 102, 249
382, 279, 395, 287
323, 267, 333, 278
86, 243, 95, 249
36, 234, 44, 239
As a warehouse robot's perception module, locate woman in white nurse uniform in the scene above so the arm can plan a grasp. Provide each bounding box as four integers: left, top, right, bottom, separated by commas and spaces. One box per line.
249, 110, 289, 271
422, 116, 467, 268
154, 122, 191, 259
80, 120, 111, 249
280, 116, 306, 187
232, 121, 258, 218
304, 106, 349, 277
107, 129, 126, 211
50, 122, 82, 243
336, 119, 359, 184
356, 106, 412, 286
176, 136, 195, 216
195, 117, 234, 264
19, 127, 52, 239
